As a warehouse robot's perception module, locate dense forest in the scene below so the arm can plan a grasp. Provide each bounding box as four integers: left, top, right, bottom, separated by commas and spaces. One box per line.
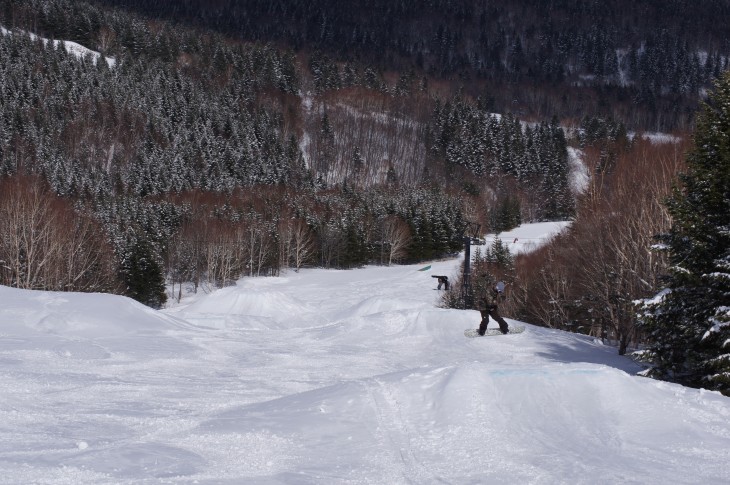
0, 0, 728, 392
77, 0, 730, 130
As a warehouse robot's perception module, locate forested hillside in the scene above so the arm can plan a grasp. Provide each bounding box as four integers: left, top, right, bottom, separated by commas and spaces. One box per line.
84, 0, 729, 130
0, 0, 582, 305
0, 0, 727, 393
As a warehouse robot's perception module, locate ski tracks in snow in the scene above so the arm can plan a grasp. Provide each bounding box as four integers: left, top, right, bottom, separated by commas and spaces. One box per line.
367, 376, 450, 484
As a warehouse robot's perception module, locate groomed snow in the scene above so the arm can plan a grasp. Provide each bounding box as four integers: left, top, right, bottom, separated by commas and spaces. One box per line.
482, 221, 572, 255
1, 223, 729, 484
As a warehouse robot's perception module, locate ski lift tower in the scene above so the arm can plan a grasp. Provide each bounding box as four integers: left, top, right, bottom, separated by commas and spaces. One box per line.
461, 221, 485, 309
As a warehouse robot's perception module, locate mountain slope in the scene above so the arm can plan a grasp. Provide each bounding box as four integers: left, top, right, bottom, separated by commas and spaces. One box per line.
0, 223, 729, 483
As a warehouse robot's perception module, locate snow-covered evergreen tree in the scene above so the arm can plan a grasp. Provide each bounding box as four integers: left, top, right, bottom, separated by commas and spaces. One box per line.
641, 71, 730, 395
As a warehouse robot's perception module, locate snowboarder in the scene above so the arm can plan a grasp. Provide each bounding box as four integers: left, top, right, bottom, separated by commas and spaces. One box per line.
432, 275, 450, 290
478, 281, 509, 335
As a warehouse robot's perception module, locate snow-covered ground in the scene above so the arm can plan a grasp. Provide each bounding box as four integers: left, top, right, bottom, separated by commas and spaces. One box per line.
636, 132, 682, 144
482, 221, 572, 255
1, 223, 729, 484
568, 147, 590, 194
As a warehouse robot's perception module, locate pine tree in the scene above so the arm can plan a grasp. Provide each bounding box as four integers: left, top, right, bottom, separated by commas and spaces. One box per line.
118, 228, 168, 309
472, 237, 515, 300
641, 71, 730, 395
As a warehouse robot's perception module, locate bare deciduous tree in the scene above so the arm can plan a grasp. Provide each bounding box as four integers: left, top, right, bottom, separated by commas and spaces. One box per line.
287, 219, 316, 271
380, 215, 412, 265
515, 139, 686, 354
0, 175, 117, 292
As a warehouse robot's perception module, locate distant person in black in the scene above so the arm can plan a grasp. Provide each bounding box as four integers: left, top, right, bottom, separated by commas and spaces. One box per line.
478, 282, 509, 335
432, 275, 450, 290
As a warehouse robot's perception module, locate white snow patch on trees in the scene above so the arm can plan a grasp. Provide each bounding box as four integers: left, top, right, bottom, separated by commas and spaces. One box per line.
0, 24, 116, 67
568, 146, 590, 194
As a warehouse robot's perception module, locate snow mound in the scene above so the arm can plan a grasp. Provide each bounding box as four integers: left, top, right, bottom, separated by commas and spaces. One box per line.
0, 286, 189, 338
198, 362, 730, 483
0, 285, 199, 358
337, 295, 426, 319
181, 285, 316, 329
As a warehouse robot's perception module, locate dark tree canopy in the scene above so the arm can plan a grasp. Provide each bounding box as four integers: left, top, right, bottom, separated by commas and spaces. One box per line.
641, 71, 730, 395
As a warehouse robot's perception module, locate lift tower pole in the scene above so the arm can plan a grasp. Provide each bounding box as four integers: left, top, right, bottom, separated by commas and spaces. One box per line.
460, 222, 485, 309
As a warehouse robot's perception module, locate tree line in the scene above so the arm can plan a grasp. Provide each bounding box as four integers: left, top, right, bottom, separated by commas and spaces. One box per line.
0, 174, 466, 307
428, 100, 574, 221
83, 0, 730, 131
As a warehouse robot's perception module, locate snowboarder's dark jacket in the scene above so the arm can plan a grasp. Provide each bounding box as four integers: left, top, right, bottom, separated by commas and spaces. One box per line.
480, 288, 504, 311
478, 287, 509, 335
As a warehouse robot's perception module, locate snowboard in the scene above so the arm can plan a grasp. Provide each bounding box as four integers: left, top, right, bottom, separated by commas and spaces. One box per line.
464, 325, 525, 338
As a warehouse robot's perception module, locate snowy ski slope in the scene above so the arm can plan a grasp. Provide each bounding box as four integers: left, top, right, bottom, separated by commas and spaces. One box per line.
0, 223, 728, 484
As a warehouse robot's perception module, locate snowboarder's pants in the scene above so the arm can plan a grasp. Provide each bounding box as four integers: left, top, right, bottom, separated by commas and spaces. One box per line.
479, 307, 509, 335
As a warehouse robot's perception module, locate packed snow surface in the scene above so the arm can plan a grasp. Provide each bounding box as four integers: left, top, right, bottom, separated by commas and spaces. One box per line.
1, 223, 729, 484
483, 221, 571, 255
